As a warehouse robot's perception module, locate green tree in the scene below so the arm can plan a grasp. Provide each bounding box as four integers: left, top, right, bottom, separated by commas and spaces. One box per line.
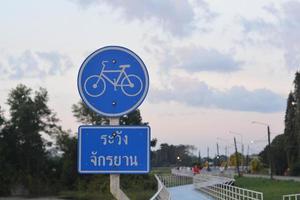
271, 134, 288, 175
56, 130, 78, 190
229, 152, 244, 167
72, 101, 108, 125
294, 72, 300, 162
0, 84, 62, 195
250, 158, 262, 173
284, 92, 297, 169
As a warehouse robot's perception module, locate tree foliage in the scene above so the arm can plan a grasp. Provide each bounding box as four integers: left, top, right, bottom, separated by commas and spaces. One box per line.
229, 152, 244, 167
151, 143, 197, 167
0, 84, 63, 195
281, 72, 300, 175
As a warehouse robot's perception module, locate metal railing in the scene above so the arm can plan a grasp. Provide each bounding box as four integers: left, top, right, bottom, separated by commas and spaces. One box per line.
150, 174, 171, 200
159, 174, 193, 188
194, 174, 263, 200
283, 194, 300, 200
171, 167, 194, 177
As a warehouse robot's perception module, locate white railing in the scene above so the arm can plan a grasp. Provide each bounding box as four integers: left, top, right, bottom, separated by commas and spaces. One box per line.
171, 167, 194, 177
150, 174, 171, 200
193, 174, 235, 188
194, 174, 263, 200
160, 174, 193, 188
283, 194, 300, 200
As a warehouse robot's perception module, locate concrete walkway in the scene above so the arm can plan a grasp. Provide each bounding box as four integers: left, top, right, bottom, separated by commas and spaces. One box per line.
168, 184, 212, 200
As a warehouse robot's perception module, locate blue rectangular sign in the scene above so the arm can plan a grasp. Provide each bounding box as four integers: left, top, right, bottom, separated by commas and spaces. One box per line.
78, 126, 150, 174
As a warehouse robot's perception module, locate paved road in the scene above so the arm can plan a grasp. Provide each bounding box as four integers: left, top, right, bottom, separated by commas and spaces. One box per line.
169, 184, 212, 200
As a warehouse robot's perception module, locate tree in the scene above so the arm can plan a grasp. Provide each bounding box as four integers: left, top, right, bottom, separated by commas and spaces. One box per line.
0, 84, 62, 195
72, 101, 108, 125
284, 92, 298, 169
229, 152, 244, 167
280, 72, 300, 175
292, 72, 300, 159
72, 100, 148, 126
56, 130, 78, 190
250, 158, 262, 173
151, 143, 197, 167
271, 134, 288, 175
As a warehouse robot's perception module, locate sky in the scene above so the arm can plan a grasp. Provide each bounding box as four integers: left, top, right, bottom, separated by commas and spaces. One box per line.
1, 0, 300, 156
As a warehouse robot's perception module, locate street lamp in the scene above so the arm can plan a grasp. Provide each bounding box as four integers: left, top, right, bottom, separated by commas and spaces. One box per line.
216, 137, 231, 168
251, 121, 273, 179
229, 131, 244, 169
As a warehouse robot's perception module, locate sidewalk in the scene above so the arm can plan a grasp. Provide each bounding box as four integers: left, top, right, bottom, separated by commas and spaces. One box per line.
168, 184, 212, 200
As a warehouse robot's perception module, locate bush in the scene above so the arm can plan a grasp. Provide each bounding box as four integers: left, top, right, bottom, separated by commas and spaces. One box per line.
290, 161, 300, 176
250, 158, 262, 173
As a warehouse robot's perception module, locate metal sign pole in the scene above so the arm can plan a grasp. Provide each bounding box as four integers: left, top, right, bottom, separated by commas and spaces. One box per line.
109, 117, 130, 200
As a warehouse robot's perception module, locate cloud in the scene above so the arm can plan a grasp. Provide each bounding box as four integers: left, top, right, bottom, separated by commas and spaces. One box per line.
240, 1, 300, 70
0, 50, 73, 80
149, 77, 285, 113
70, 0, 217, 36
36, 51, 73, 75
161, 46, 242, 73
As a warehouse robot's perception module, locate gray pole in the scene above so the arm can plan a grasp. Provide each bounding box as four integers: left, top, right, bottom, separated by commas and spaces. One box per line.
267, 125, 273, 179
109, 117, 130, 200
216, 143, 220, 166
234, 137, 241, 177
207, 147, 210, 171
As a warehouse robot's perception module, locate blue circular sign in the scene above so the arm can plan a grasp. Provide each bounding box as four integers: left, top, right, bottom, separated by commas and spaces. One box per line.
77, 46, 149, 117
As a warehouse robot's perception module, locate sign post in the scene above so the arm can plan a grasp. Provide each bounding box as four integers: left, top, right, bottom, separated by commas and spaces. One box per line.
77, 46, 150, 200
109, 117, 129, 200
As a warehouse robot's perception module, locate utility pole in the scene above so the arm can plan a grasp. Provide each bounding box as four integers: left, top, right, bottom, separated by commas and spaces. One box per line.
207, 146, 210, 171
246, 145, 250, 172
216, 143, 220, 166
198, 150, 201, 164
268, 125, 273, 179
252, 121, 273, 179
234, 137, 241, 177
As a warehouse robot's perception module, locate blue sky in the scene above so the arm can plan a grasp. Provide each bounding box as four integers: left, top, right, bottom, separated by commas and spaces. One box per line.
1, 0, 299, 156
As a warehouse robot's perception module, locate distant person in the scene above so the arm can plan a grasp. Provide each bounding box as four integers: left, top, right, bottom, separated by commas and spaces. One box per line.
192, 165, 200, 175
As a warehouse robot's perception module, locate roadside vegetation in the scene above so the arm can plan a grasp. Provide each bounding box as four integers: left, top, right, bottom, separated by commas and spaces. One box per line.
235, 176, 300, 200
0, 84, 198, 199
0, 84, 157, 199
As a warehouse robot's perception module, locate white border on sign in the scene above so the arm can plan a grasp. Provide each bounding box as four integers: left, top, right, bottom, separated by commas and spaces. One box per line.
77, 46, 149, 117
78, 126, 150, 174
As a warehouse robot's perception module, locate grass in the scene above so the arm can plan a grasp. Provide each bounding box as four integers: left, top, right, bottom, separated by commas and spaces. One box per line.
60, 188, 155, 200
151, 167, 172, 175
235, 176, 300, 200
58, 174, 157, 200
59, 190, 115, 200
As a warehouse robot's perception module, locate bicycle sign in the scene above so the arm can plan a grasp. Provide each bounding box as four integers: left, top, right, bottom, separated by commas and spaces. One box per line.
84, 60, 143, 97
78, 46, 149, 117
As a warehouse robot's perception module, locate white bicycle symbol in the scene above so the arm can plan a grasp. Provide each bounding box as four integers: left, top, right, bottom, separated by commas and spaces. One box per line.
84, 60, 143, 97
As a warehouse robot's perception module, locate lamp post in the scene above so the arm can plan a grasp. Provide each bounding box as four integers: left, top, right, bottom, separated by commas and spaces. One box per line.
229, 131, 244, 170
252, 121, 273, 179
217, 137, 230, 169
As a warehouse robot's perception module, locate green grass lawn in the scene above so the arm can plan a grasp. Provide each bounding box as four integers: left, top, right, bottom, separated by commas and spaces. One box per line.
235, 176, 300, 200
151, 167, 172, 175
